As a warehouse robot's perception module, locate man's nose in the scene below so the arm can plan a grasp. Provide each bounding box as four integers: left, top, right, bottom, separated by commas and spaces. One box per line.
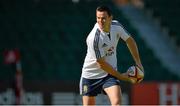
100, 19, 104, 23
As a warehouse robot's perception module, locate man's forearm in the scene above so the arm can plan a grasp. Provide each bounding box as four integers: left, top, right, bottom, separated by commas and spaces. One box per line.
126, 37, 143, 70
97, 59, 134, 83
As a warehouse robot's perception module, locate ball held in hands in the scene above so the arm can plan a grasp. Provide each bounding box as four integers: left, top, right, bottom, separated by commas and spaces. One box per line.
127, 65, 144, 83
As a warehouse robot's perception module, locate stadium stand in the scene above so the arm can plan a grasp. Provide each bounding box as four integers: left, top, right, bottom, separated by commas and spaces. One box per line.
144, 0, 180, 47
0, 0, 179, 82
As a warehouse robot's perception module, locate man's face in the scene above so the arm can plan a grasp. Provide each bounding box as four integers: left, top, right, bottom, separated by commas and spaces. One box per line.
96, 11, 112, 31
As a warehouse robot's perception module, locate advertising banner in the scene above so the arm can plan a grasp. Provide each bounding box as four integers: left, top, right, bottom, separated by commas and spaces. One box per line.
131, 82, 180, 105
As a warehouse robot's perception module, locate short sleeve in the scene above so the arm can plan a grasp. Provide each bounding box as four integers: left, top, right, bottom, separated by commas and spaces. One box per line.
119, 26, 130, 41
112, 20, 130, 41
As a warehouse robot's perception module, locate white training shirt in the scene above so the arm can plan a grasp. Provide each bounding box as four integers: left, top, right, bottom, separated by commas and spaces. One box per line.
81, 20, 130, 79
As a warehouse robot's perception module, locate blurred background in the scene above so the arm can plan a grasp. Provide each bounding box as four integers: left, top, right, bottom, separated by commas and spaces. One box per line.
0, 0, 180, 105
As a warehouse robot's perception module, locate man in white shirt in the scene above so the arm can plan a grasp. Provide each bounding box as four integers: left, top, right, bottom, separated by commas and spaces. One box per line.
80, 5, 144, 105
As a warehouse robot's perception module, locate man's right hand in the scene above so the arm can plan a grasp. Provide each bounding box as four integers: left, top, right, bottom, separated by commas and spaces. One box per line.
122, 72, 136, 84
128, 77, 136, 84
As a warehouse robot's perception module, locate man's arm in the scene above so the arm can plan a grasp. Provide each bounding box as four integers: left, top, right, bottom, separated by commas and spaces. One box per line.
126, 36, 144, 71
96, 58, 136, 83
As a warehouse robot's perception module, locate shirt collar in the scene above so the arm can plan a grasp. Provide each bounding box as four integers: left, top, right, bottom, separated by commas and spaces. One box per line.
95, 23, 110, 35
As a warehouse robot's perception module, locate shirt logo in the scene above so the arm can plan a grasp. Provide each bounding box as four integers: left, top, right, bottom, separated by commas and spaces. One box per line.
102, 43, 108, 48
106, 46, 114, 56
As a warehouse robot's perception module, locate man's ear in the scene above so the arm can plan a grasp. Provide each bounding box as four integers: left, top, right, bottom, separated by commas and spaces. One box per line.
110, 15, 113, 20
107, 16, 113, 23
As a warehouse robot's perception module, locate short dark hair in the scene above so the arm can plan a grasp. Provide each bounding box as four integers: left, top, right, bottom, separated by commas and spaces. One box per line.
96, 5, 112, 16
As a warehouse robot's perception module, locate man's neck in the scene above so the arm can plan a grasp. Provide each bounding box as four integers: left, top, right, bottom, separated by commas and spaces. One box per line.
103, 22, 111, 33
